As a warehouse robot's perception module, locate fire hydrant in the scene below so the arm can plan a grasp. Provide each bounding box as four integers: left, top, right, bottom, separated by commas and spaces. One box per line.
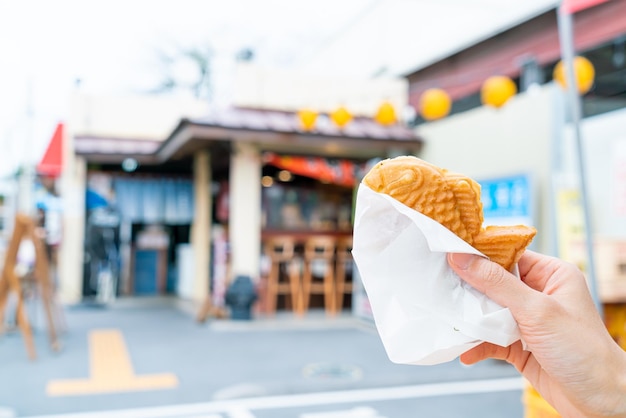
225, 275, 257, 320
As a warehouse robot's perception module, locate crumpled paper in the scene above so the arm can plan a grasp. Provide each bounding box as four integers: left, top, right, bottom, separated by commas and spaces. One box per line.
352, 184, 521, 365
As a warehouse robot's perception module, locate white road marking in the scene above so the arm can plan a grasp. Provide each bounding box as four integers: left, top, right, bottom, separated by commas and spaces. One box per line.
176, 415, 223, 418
226, 406, 256, 418
300, 406, 385, 418
24, 377, 524, 418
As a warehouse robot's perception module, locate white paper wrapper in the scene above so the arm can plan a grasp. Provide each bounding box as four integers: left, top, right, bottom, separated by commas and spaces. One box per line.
352, 184, 521, 365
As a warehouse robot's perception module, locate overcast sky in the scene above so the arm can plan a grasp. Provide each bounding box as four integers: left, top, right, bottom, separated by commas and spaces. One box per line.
0, 0, 558, 177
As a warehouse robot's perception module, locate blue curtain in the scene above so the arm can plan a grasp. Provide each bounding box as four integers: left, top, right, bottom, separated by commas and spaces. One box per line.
113, 178, 194, 224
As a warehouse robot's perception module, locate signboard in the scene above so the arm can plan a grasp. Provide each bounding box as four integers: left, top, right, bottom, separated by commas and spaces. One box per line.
478, 174, 534, 228
263, 153, 358, 187
555, 188, 585, 264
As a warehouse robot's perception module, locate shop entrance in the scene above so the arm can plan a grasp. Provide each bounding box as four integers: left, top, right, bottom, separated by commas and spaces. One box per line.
259, 155, 361, 313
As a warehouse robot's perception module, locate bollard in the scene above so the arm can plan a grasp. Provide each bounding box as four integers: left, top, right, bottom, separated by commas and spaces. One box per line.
224, 275, 257, 320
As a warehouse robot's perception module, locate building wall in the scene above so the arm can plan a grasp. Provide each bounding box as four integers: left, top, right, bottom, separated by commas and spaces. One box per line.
70, 93, 210, 139
59, 119, 87, 304
232, 63, 408, 118
576, 107, 626, 238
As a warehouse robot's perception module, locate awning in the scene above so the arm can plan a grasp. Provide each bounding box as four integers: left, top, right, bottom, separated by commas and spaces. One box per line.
74, 136, 161, 163
37, 123, 64, 177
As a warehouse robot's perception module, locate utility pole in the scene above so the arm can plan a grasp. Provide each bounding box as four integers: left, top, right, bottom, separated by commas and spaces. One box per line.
556, 3, 602, 317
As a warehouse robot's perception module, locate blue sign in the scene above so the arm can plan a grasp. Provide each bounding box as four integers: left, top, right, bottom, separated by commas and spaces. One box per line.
478, 174, 532, 220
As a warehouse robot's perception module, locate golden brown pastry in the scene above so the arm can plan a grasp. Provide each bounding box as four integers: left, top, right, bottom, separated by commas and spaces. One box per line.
363, 156, 536, 271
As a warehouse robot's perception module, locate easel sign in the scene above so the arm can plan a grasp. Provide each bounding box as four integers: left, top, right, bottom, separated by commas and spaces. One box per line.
0, 214, 64, 360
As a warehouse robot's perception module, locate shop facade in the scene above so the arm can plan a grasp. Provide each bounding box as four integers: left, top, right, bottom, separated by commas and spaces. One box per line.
65, 106, 421, 315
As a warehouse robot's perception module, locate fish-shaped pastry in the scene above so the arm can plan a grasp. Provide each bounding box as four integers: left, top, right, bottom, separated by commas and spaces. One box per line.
362, 155, 536, 271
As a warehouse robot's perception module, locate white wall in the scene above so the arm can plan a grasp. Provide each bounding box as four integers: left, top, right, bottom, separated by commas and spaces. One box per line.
577, 107, 626, 239
416, 86, 555, 254
70, 93, 210, 139
232, 63, 408, 117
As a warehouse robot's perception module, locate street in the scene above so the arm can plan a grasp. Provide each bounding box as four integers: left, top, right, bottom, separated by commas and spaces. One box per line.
21, 379, 524, 418
0, 298, 525, 418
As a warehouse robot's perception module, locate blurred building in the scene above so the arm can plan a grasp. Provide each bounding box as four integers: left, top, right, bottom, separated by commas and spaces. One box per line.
52, 0, 626, 313
56, 70, 420, 318
404, 0, 626, 302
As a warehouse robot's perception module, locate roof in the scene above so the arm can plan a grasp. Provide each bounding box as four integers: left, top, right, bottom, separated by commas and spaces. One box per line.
197, 107, 417, 139
74, 107, 422, 169
74, 136, 162, 163
405, 0, 625, 105
156, 107, 422, 163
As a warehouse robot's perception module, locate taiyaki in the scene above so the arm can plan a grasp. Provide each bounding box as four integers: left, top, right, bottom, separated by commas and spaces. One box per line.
362, 155, 536, 271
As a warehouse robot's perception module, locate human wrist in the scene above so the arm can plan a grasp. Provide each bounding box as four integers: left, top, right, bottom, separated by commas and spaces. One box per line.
611, 346, 626, 417
592, 343, 626, 418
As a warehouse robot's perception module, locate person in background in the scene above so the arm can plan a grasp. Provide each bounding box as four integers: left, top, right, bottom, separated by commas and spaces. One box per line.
448, 251, 626, 418
36, 176, 63, 282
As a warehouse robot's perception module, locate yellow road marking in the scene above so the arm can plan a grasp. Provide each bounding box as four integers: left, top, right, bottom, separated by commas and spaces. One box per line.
46, 329, 179, 396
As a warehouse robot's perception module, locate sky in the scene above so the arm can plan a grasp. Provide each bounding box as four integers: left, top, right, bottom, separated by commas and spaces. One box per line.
0, 0, 369, 176
0, 0, 558, 178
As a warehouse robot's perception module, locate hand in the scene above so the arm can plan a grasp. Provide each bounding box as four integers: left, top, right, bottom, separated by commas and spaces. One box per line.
448, 250, 626, 418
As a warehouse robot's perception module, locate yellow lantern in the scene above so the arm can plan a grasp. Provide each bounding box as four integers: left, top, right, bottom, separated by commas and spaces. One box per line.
298, 109, 318, 131
553, 56, 595, 95
374, 101, 397, 125
481, 76, 517, 108
330, 106, 352, 128
419, 88, 451, 121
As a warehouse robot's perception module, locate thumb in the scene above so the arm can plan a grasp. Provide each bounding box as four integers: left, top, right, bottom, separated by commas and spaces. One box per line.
448, 253, 532, 313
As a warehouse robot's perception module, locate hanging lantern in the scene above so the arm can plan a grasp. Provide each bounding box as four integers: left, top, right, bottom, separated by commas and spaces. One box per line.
419, 88, 451, 121
374, 101, 397, 125
481, 75, 517, 108
330, 106, 353, 128
298, 109, 318, 131
553, 56, 595, 95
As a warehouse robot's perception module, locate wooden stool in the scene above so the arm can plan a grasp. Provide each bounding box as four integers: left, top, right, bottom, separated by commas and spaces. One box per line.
335, 236, 354, 312
264, 236, 303, 315
301, 236, 336, 315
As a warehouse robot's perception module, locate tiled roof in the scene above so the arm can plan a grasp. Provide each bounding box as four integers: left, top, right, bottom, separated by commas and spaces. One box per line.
189, 107, 419, 141
75, 107, 422, 164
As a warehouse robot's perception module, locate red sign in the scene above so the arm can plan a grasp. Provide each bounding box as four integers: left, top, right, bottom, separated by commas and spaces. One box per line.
263, 153, 357, 187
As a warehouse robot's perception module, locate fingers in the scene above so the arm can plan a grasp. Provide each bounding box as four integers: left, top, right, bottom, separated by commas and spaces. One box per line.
460, 341, 537, 376
448, 252, 535, 313
460, 342, 509, 365
516, 250, 565, 292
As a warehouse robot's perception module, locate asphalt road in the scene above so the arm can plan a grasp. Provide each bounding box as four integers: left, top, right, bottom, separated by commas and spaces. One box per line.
0, 298, 526, 418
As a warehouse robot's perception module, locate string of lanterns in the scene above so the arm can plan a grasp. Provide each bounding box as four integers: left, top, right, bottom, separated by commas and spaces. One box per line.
417, 55, 595, 121
298, 55, 595, 129
298, 100, 398, 131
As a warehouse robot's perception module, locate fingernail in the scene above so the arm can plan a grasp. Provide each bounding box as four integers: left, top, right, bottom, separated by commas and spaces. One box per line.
450, 253, 475, 270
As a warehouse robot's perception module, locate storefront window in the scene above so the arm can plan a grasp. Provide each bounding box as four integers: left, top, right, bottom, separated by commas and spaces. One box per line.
262, 182, 353, 231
